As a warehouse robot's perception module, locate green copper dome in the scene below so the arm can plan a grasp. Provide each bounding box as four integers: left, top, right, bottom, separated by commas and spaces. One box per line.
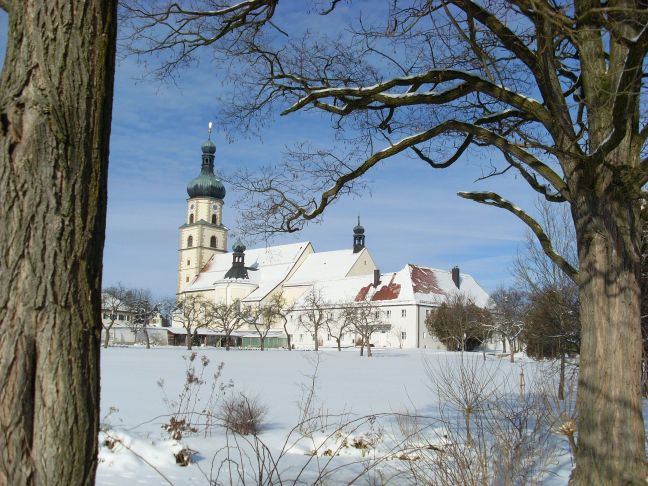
187, 133, 226, 199
201, 139, 216, 154
232, 238, 246, 253
187, 172, 226, 199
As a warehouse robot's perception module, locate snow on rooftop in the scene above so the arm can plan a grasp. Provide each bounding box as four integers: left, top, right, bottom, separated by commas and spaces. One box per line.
187, 242, 311, 301
284, 249, 365, 286
294, 264, 489, 307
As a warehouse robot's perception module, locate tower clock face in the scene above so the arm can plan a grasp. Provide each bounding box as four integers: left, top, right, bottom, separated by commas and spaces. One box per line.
190, 204, 194, 209
212, 204, 217, 210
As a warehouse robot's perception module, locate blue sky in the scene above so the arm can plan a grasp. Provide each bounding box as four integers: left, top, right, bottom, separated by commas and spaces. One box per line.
0, 6, 551, 298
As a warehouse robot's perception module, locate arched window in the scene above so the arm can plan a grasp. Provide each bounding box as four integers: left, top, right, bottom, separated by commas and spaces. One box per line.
189, 214, 194, 224
210, 236, 217, 248
187, 235, 193, 247
211, 214, 217, 224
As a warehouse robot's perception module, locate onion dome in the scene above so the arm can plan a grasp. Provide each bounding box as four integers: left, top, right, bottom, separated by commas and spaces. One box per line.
201, 139, 216, 154
186, 172, 226, 199
353, 216, 365, 235
187, 124, 226, 199
232, 238, 246, 253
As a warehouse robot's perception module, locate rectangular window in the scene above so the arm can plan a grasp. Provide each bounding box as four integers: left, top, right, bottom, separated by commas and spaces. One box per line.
374, 311, 380, 318
187, 259, 190, 266
118, 314, 125, 321
299, 334, 303, 342
401, 309, 407, 317
401, 331, 407, 340
423, 332, 427, 338
386, 310, 391, 318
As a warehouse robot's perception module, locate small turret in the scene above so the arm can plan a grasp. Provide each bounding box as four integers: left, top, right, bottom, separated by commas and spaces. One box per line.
353, 216, 365, 253
224, 238, 249, 279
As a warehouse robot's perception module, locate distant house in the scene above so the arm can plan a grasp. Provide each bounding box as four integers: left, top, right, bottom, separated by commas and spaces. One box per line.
100, 299, 167, 346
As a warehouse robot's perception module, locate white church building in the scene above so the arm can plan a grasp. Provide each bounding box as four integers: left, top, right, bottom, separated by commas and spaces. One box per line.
174, 130, 489, 350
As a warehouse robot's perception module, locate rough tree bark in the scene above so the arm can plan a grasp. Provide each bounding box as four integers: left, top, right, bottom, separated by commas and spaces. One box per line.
571, 182, 645, 484
0, 1, 117, 485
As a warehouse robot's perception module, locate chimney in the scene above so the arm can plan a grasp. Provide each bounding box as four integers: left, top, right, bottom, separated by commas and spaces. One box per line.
373, 269, 381, 287
451, 266, 460, 288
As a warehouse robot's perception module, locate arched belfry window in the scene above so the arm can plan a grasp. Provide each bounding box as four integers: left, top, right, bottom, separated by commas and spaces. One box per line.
189, 214, 194, 224
187, 235, 193, 247
211, 214, 217, 224
210, 236, 217, 248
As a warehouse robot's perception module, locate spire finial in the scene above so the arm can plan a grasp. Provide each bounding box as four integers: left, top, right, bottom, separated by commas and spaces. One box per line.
208, 121, 213, 140
357, 215, 360, 225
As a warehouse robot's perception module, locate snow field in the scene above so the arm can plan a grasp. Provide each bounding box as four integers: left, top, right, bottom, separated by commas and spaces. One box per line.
97, 347, 573, 485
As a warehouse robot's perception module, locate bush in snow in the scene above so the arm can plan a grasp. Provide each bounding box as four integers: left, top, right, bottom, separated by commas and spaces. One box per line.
158, 352, 233, 439
220, 392, 267, 435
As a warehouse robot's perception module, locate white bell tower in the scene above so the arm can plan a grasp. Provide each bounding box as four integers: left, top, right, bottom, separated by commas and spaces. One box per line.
177, 123, 228, 293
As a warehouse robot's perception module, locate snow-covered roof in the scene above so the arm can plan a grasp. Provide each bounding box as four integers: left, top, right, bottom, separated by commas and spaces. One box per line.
284, 248, 367, 286
293, 264, 489, 308
187, 242, 311, 302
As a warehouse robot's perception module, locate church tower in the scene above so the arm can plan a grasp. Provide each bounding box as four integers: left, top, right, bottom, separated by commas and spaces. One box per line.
177, 123, 229, 293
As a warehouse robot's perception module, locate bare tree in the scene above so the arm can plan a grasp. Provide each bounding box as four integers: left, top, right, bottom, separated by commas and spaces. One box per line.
427, 294, 491, 355
127, 288, 159, 349
0, 2, 116, 483
297, 289, 331, 351
123, 2, 648, 482
342, 298, 389, 357
173, 294, 213, 350
266, 291, 294, 350
326, 308, 353, 351
513, 199, 580, 398
101, 283, 132, 348
240, 303, 274, 351
211, 299, 246, 350
488, 288, 527, 363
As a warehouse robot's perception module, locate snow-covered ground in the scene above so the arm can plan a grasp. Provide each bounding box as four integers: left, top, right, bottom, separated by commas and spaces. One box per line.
98, 347, 575, 485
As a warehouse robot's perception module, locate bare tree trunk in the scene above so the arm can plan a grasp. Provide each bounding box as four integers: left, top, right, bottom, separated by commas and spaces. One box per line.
144, 328, 150, 349
570, 195, 647, 485
103, 323, 115, 348
502, 338, 506, 353
260, 337, 265, 351
337, 339, 341, 351
225, 332, 231, 351
283, 324, 291, 350
359, 339, 364, 356
314, 327, 319, 351
559, 352, 566, 401
186, 331, 193, 350
0, 2, 117, 485
366, 338, 372, 357
508, 339, 515, 363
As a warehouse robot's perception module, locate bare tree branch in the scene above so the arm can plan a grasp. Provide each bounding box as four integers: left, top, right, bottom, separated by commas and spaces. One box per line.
457, 191, 579, 283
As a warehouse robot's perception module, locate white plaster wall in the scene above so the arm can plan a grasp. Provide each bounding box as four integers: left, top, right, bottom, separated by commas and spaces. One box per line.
346, 248, 378, 277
